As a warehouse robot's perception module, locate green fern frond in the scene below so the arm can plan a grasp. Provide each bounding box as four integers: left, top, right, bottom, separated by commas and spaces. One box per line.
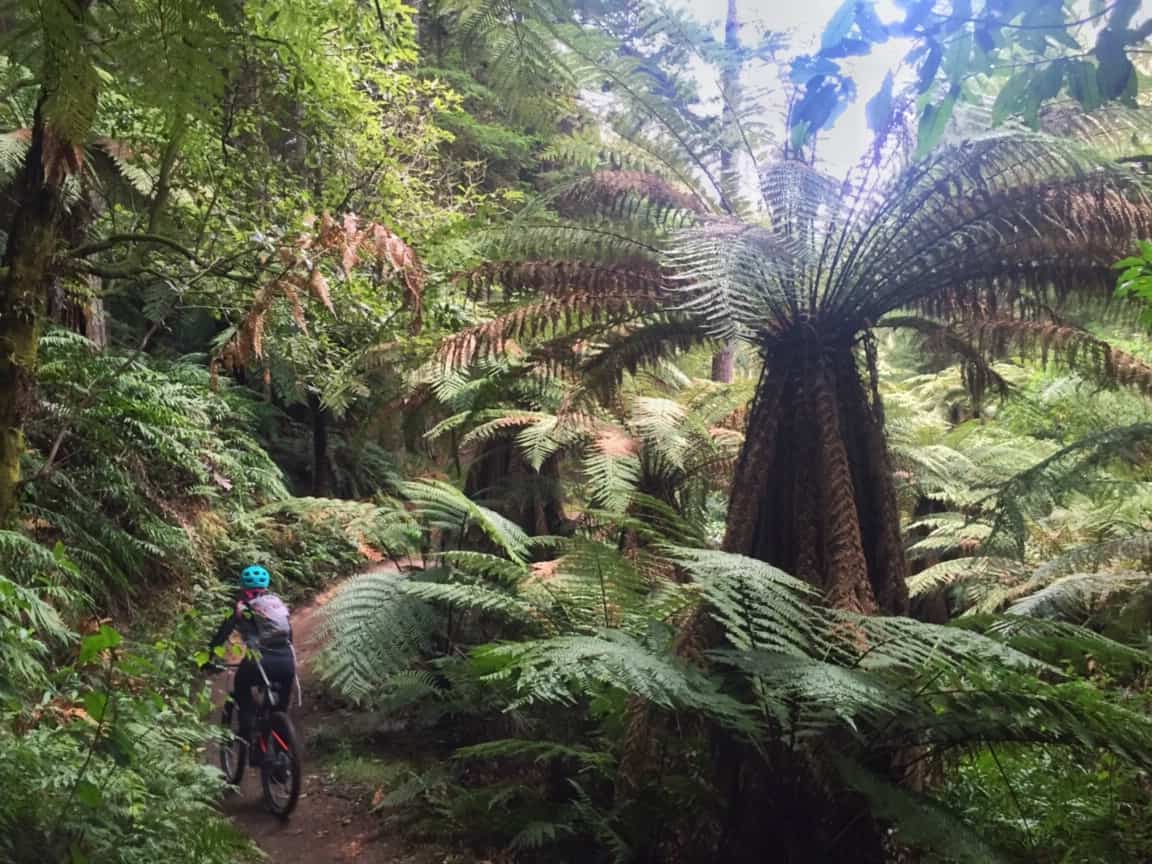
402, 479, 530, 563
316, 570, 440, 704
833, 756, 1007, 864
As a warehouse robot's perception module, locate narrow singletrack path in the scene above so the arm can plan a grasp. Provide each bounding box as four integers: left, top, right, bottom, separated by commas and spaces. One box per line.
219, 568, 444, 863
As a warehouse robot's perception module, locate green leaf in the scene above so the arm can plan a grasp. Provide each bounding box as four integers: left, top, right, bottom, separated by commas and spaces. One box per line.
1022, 60, 1067, 126
866, 72, 894, 134
75, 779, 103, 808
790, 120, 813, 152
1095, 28, 1135, 100
916, 42, 943, 93
51, 540, 80, 576
1109, 0, 1140, 29
821, 0, 857, 52
915, 91, 957, 158
83, 690, 110, 723
1113, 257, 1145, 270
855, 1, 888, 43
789, 55, 839, 86
1067, 59, 1102, 111
78, 625, 122, 665
943, 30, 973, 83
991, 71, 1032, 125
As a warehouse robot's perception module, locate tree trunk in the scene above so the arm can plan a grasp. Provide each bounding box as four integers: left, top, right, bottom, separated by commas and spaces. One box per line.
309, 393, 330, 497
724, 341, 908, 614
0, 0, 98, 527
463, 439, 568, 535
709, 0, 742, 383
0, 107, 66, 527
710, 340, 736, 382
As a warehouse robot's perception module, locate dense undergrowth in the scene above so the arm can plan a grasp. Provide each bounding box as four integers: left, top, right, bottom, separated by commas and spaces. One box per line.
0, 335, 393, 862
310, 476, 1152, 863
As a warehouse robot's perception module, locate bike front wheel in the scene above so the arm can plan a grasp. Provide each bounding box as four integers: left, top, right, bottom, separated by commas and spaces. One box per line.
260, 712, 301, 819
218, 700, 246, 785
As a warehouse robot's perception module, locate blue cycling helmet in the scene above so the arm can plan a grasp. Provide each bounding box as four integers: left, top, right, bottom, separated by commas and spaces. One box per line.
240, 564, 270, 589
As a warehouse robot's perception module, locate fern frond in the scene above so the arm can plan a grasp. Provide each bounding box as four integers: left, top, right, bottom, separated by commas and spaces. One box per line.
907, 557, 1030, 598
436, 291, 665, 370
1006, 570, 1150, 620
316, 570, 440, 704
550, 169, 706, 220
402, 479, 530, 563
458, 259, 671, 302
671, 548, 823, 656
473, 629, 751, 728
833, 756, 1007, 864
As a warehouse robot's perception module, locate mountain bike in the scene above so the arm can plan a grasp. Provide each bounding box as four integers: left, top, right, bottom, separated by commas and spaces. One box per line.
211, 660, 301, 819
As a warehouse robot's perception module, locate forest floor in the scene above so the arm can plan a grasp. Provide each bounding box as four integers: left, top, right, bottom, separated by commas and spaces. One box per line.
217, 569, 470, 864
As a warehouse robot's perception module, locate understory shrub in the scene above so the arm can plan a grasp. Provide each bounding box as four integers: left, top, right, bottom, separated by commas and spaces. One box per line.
0, 562, 252, 864
316, 482, 1152, 862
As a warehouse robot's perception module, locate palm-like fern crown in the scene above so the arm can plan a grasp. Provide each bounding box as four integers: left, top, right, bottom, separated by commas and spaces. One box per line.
447, 90, 1152, 388
678, 111, 1152, 352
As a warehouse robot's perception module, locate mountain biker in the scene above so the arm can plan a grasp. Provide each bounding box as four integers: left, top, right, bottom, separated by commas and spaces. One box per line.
206, 565, 296, 765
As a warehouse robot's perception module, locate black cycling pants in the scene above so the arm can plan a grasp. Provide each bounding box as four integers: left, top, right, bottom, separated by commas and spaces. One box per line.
232, 652, 295, 739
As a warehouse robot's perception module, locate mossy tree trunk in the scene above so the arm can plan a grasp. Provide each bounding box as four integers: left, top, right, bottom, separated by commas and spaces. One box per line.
0, 0, 98, 528
0, 106, 66, 527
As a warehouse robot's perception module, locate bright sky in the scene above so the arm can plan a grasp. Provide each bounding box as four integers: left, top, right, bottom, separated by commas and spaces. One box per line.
670, 0, 909, 173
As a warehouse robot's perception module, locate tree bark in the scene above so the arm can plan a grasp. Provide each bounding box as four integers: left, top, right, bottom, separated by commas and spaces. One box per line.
0, 0, 98, 527
723, 342, 908, 614
0, 105, 66, 527
710, 340, 736, 382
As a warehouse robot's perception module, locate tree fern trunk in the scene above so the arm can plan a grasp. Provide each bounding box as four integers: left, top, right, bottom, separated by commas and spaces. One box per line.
0, 0, 98, 527
710, 340, 736, 382
724, 344, 908, 613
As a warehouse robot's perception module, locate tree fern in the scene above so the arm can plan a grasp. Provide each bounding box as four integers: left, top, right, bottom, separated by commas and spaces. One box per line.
315, 569, 441, 705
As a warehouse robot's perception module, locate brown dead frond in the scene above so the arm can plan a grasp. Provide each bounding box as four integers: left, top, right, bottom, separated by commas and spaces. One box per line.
554, 169, 708, 219
594, 424, 640, 460
457, 259, 671, 302
435, 290, 666, 370
212, 211, 427, 380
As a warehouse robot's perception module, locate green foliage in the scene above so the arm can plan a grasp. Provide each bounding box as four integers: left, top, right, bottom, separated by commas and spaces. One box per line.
219, 497, 419, 598
318, 482, 1152, 861
1115, 239, 1152, 327
800, 0, 1152, 151
944, 723, 1152, 862
20, 331, 287, 604
0, 595, 252, 863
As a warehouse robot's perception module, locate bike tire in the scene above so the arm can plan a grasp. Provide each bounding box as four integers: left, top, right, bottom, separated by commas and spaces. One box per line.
260, 712, 301, 819
219, 700, 246, 785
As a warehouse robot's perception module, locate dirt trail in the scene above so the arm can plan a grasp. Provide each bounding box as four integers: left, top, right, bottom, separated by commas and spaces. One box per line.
219, 570, 441, 864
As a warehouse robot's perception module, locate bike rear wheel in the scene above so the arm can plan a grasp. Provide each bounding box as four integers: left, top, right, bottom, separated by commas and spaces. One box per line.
260, 712, 300, 819
218, 700, 246, 785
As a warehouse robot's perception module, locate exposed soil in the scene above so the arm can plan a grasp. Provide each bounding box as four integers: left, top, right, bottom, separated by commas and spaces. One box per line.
217, 569, 456, 864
